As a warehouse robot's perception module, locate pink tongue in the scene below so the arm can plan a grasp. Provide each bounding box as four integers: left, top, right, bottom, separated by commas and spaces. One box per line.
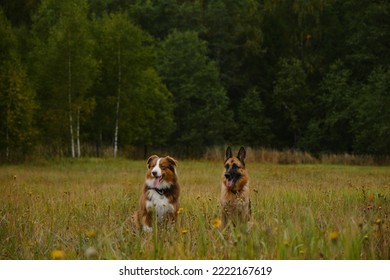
153, 177, 160, 188
227, 179, 233, 187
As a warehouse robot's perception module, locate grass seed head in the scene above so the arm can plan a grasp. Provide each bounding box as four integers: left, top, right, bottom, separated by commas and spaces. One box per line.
84, 246, 98, 259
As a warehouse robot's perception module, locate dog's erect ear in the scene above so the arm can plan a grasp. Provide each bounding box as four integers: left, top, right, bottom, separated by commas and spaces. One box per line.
237, 147, 246, 166
225, 146, 233, 162
165, 156, 177, 167
147, 155, 159, 169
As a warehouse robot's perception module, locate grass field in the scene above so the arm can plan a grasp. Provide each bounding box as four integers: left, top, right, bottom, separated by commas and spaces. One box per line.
0, 158, 389, 260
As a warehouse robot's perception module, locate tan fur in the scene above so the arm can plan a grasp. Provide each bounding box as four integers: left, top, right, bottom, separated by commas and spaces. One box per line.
134, 155, 180, 232
220, 147, 251, 228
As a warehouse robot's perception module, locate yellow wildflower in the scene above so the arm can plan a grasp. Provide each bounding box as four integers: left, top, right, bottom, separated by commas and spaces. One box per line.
211, 218, 222, 228
329, 231, 338, 242
86, 229, 97, 238
51, 250, 65, 260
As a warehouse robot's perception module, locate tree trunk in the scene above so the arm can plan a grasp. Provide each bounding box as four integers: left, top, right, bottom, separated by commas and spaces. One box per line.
5, 127, 9, 161
113, 46, 121, 158
68, 42, 75, 158
76, 107, 81, 158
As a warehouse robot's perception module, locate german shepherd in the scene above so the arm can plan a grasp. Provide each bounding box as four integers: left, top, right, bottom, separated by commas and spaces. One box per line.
220, 146, 251, 228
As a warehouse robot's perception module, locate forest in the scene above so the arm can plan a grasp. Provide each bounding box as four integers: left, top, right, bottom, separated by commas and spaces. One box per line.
0, 0, 389, 161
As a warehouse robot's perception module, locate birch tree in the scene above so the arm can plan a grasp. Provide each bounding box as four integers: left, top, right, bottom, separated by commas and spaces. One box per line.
94, 12, 173, 157
30, 0, 97, 157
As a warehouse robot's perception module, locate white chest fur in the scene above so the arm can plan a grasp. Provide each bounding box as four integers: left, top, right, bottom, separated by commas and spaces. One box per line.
146, 190, 174, 222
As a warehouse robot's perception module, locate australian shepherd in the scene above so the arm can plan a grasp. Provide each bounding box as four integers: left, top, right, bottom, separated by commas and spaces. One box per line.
134, 155, 180, 232
220, 146, 251, 228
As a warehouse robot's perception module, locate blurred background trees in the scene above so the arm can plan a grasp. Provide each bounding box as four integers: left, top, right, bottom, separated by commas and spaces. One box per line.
0, 0, 389, 161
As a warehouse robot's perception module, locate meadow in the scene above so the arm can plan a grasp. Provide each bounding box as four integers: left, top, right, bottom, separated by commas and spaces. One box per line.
0, 158, 389, 260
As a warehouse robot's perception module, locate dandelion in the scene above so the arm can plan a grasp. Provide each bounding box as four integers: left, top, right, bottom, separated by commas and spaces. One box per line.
181, 229, 188, 235
375, 218, 382, 225
329, 231, 338, 242
86, 229, 97, 238
211, 218, 222, 228
51, 250, 65, 260
177, 208, 184, 214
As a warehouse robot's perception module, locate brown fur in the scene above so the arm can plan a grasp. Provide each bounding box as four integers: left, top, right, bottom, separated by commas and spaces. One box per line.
220, 146, 251, 228
134, 155, 180, 232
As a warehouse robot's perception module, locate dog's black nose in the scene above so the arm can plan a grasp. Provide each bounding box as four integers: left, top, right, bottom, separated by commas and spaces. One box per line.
152, 171, 158, 177
224, 173, 231, 180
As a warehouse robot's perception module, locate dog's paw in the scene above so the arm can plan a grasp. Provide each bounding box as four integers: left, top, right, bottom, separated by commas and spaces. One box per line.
142, 225, 153, 233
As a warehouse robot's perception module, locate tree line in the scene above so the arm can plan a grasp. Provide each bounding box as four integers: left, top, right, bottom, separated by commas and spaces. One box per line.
0, 0, 389, 162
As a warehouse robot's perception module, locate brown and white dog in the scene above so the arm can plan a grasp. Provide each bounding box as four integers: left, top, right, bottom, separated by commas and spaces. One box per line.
134, 155, 180, 232
220, 146, 251, 228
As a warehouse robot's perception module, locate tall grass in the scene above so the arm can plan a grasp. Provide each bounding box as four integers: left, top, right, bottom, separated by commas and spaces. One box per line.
0, 159, 389, 259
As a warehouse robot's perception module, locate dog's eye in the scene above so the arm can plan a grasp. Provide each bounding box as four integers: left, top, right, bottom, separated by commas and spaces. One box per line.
160, 165, 167, 170
232, 163, 238, 169
225, 164, 229, 170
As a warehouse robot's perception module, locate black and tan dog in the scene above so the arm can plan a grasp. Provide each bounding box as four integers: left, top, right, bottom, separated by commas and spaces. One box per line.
220, 146, 251, 228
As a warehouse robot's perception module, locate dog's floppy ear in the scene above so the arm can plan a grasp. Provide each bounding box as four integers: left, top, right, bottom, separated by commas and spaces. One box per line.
165, 156, 177, 167
225, 146, 233, 162
147, 155, 159, 169
237, 147, 246, 166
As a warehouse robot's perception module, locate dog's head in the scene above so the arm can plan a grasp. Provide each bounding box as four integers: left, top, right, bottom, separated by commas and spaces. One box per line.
223, 146, 248, 190
146, 155, 177, 189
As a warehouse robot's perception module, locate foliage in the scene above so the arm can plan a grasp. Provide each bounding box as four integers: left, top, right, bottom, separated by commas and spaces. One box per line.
237, 87, 273, 147
29, 0, 98, 157
0, 0, 390, 160
91, 12, 174, 155
157, 30, 232, 149
352, 67, 390, 155
302, 61, 355, 153
273, 57, 311, 148
0, 8, 36, 161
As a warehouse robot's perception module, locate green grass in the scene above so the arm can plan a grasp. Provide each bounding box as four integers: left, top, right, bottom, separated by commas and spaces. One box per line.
0, 158, 389, 259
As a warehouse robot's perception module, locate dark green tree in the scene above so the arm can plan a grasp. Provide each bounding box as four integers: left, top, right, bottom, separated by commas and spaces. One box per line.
237, 87, 273, 147
0, 8, 36, 161
129, 0, 204, 39
92, 12, 174, 157
302, 61, 355, 153
157, 30, 232, 152
30, 0, 98, 157
273, 57, 311, 148
352, 67, 390, 155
